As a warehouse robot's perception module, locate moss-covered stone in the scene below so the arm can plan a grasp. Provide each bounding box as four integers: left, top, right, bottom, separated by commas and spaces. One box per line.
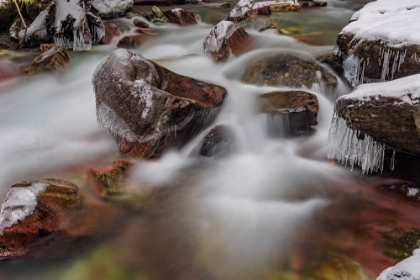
381, 228, 420, 260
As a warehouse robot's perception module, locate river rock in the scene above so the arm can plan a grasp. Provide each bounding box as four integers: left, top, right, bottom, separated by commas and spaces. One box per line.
227, 0, 270, 22
300, 1, 327, 8
101, 21, 121, 44
163, 8, 201, 26
257, 90, 318, 126
327, 74, 420, 174
92, 49, 227, 158
269, 0, 300, 12
334, 0, 420, 87
24, 47, 71, 76
133, 0, 185, 5
0, 0, 17, 32
242, 54, 337, 91
199, 125, 234, 157
236, 17, 276, 31
117, 35, 151, 48
203, 20, 250, 62
133, 18, 150, 28
0, 179, 81, 257
378, 248, 420, 280
92, 0, 133, 19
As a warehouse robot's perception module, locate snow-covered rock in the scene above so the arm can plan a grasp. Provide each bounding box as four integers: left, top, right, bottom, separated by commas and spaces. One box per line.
163, 8, 201, 26
335, 0, 420, 86
377, 249, 420, 280
203, 20, 250, 62
327, 74, 420, 174
92, 49, 227, 158
227, 0, 271, 22
92, 0, 133, 19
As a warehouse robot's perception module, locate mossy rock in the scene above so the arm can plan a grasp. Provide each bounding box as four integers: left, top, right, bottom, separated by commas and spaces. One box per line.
381, 228, 420, 260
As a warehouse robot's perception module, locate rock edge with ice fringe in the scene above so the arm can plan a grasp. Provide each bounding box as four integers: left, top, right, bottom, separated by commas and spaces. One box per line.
327, 74, 420, 174
335, 0, 420, 87
92, 49, 227, 158
377, 248, 420, 280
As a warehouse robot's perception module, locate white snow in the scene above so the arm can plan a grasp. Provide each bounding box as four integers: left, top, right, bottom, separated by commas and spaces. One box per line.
228, 0, 298, 19
407, 188, 419, 197
342, 0, 420, 48
377, 248, 420, 280
327, 113, 386, 175
0, 182, 48, 235
339, 73, 420, 105
204, 21, 237, 53
92, 0, 133, 18
171, 8, 183, 17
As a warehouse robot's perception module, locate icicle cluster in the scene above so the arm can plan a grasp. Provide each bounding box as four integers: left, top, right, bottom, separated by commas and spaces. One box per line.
327, 113, 386, 174
343, 47, 407, 87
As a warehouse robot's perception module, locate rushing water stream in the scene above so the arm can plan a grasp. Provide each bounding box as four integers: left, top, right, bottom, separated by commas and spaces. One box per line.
0, 0, 419, 279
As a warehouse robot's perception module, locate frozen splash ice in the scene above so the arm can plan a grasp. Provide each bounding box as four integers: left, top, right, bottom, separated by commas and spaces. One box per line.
0, 182, 48, 235
327, 113, 386, 174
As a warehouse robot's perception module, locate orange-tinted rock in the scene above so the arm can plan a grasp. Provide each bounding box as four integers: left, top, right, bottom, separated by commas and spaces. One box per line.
203, 20, 250, 62
101, 21, 121, 44
40, 43, 55, 53
133, 18, 150, 28
163, 8, 200, 26
117, 35, 151, 48
92, 49, 227, 158
227, 0, 271, 22
24, 46, 71, 76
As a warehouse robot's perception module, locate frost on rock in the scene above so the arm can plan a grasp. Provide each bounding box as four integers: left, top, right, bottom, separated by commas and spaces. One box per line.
327, 113, 387, 175
0, 182, 48, 235
92, 0, 133, 19
203, 21, 237, 54
377, 248, 420, 280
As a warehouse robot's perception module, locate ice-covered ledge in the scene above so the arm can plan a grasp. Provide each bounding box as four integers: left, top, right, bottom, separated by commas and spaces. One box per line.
335, 0, 420, 87
327, 74, 420, 174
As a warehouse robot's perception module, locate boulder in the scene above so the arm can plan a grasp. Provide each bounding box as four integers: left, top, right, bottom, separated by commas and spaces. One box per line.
203, 20, 250, 62
269, 0, 300, 12
378, 249, 420, 280
226, 0, 271, 22
242, 54, 337, 91
334, 0, 420, 87
327, 74, 420, 174
133, 0, 185, 5
24, 47, 71, 76
133, 18, 150, 28
88, 161, 144, 209
257, 90, 318, 126
92, 49, 227, 158
0, 179, 81, 257
117, 35, 151, 48
143, 6, 166, 24
236, 17, 276, 32
92, 0, 133, 19
40, 43, 55, 53
0, 0, 17, 32
199, 125, 234, 157
101, 21, 121, 44
163, 8, 201, 26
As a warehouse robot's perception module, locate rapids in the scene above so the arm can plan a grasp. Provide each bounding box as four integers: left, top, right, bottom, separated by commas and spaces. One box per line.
0, 1, 418, 279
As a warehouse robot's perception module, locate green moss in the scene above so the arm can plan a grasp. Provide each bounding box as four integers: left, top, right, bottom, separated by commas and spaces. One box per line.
381, 228, 420, 260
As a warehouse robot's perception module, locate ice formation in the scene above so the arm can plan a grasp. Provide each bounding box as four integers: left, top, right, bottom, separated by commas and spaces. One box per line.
0, 182, 48, 235
377, 248, 420, 280
327, 113, 386, 174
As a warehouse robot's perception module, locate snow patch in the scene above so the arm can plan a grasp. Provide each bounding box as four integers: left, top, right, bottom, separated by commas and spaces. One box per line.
0, 182, 48, 235
377, 248, 420, 280
92, 0, 133, 18
204, 21, 237, 53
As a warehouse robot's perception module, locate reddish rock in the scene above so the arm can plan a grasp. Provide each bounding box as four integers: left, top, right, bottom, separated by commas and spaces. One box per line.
92, 49, 227, 158
133, 0, 185, 5
24, 47, 71, 76
227, 0, 271, 23
117, 35, 151, 48
133, 18, 150, 28
203, 20, 250, 62
101, 21, 121, 44
0, 60, 21, 82
163, 8, 200, 26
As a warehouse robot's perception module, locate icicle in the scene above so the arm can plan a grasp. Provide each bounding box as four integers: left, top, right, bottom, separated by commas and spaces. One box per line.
381, 48, 390, 82
327, 113, 386, 174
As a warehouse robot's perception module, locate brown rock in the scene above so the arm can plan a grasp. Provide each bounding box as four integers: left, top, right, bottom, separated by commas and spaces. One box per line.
92, 49, 227, 158
40, 43, 55, 53
117, 35, 151, 48
203, 20, 250, 62
24, 47, 71, 76
219, 1, 234, 8
300, 1, 327, 7
242, 54, 337, 92
133, 0, 185, 5
133, 18, 150, 28
227, 0, 271, 23
163, 8, 200, 26
199, 125, 234, 157
101, 21, 121, 44
270, 2, 300, 12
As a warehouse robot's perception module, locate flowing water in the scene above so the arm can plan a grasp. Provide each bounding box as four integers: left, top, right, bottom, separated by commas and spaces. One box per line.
0, 1, 419, 279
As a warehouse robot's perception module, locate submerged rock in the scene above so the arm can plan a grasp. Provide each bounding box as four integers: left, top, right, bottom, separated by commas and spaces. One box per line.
203, 20, 250, 62
378, 249, 420, 280
327, 74, 420, 174
133, 18, 150, 28
92, 0, 133, 19
300, 1, 327, 8
236, 17, 276, 31
117, 35, 151, 48
24, 47, 71, 76
199, 125, 234, 157
377, 182, 420, 201
334, 0, 420, 87
0, 0, 17, 32
0, 179, 81, 257
242, 54, 337, 92
308, 256, 370, 280
133, 0, 185, 5
163, 8, 201, 26
92, 49, 227, 158
101, 21, 121, 44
